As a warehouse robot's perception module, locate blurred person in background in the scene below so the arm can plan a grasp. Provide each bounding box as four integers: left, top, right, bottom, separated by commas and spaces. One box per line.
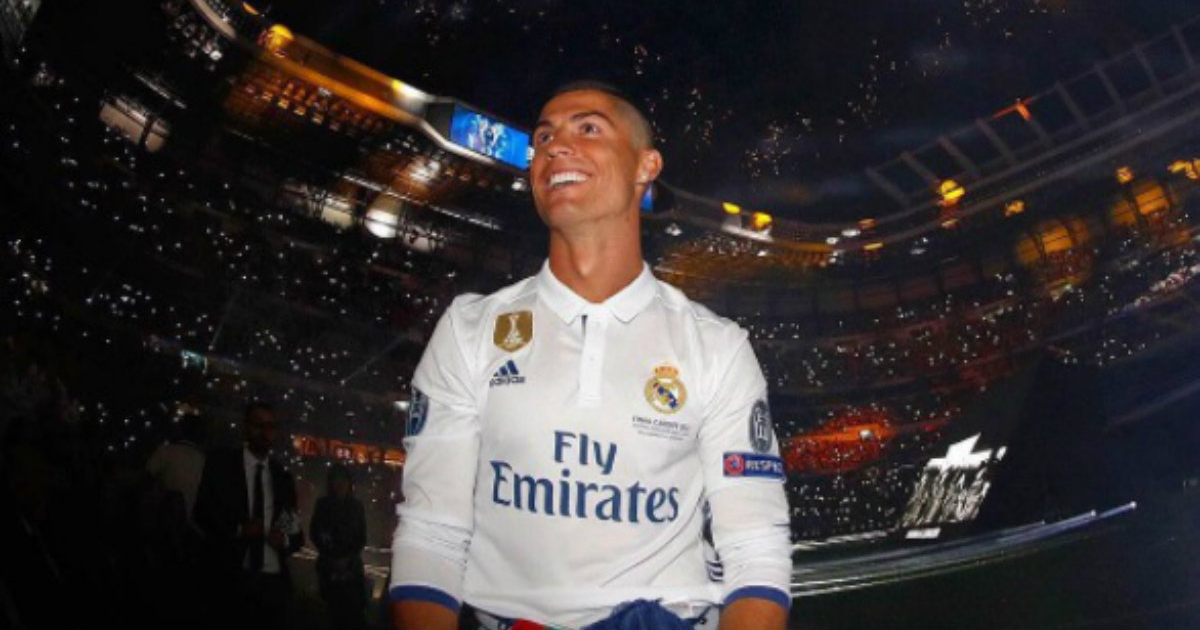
311, 462, 368, 629
145, 411, 208, 523
194, 401, 303, 628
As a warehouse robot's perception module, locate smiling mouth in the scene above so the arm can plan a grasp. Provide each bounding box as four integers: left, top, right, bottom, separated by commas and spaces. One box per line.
548, 171, 589, 190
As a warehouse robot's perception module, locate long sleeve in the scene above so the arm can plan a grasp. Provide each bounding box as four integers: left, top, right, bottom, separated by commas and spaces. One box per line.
697, 333, 792, 610
389, 297, 483, 612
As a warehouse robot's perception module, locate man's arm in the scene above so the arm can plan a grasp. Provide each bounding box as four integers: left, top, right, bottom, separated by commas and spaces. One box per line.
391, 600, 458, 630
697, 333, 794, 630
721, 597, 787, 630
389, 298, 482, 629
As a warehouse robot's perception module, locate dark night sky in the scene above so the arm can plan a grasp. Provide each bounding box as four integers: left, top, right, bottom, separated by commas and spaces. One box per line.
267, 0, 1200, 219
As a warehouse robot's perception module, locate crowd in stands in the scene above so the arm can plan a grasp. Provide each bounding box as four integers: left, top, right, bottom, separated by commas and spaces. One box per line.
3, 30, 1200, 629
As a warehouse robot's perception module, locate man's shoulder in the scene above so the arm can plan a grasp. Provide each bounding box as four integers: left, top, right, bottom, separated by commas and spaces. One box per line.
268, 454, 295, 478
652, 277, 748, 340
205, 446, 240, 467
442, 275, 538, 326
197, 446, 240, 485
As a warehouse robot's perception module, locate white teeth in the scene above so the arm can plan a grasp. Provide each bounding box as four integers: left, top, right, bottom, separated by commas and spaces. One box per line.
549, 171, 588, 187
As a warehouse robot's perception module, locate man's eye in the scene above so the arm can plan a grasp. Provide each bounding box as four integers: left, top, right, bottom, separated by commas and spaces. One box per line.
534, 132, 551, 145
580, 122, 599, 134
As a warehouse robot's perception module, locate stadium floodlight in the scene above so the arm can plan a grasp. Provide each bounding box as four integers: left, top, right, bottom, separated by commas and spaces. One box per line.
1116, 166, 1134, 184
365, 208, 399, 239
1167, 159, 1200, 180
260, 24, 294, 56
938, 179, 965, 207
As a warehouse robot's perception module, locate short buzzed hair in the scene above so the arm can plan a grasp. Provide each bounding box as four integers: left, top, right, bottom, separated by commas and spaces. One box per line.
550, 80, 655, 150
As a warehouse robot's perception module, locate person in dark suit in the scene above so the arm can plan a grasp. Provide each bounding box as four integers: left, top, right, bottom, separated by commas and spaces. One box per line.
194, 401, 304, 629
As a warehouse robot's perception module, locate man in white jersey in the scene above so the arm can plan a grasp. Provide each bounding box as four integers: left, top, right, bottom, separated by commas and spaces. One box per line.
390, 82, 792, 630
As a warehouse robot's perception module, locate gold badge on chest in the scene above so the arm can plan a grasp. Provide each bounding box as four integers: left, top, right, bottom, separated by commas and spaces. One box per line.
645, 363, 687, 414
493, 310, 533, 352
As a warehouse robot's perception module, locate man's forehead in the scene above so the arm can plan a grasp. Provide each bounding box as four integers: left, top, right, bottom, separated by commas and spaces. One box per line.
537, 90, 623, 125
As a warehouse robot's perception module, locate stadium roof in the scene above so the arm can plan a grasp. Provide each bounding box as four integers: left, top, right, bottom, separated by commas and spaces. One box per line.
268, 0, 1200, 221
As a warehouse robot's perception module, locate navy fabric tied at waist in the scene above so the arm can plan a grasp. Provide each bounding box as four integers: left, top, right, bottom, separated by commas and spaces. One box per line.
477, 599, 711, 630
583, 599, 704, 630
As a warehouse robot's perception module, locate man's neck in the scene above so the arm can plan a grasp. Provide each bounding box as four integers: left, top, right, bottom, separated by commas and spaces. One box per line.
547, 227, 643, 303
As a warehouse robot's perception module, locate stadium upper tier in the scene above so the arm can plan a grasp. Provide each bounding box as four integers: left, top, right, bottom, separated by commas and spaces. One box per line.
149, 0, 1200, 281
5, 0, 1200, 545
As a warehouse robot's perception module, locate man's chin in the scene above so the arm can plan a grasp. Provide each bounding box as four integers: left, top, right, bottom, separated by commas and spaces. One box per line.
536, 199, 582, 225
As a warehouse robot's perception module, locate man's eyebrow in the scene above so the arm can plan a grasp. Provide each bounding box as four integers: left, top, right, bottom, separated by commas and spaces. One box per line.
534, 110, 616, 130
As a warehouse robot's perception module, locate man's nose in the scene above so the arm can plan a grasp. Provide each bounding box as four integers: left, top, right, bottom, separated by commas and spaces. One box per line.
543, 134, 574, 159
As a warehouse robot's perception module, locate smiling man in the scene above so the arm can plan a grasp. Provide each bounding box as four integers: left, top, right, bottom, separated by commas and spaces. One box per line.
389, 82, 792, 630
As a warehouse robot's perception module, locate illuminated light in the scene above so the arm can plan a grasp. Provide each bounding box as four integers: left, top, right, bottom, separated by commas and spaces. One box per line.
751, 211, 773, 231
1005, 200, 1026, 217
825, 236, 840, 245
390, 78, 426, 102
940, 217, 959, 228
994, 98, 1033, 121
722, 201, 742, 215
1116, 166, 1134, 184
260, 24, 294, 55
242, 2, 260, 15
858, 218, 876, 229
1014, 99, 1031, 121
841, 227, 861, 238
1167, 159, 1200, 180
364, 208, 399, 239
1111, 179, 1172, 228
938, 179, 965, 207
863, 242, 884, 252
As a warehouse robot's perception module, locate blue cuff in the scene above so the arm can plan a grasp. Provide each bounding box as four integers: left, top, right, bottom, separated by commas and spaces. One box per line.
388, 585, 461, 613
723, 585, 791, 610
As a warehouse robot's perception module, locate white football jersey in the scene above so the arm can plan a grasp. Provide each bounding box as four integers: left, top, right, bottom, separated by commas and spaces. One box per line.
391, 262, 791, 628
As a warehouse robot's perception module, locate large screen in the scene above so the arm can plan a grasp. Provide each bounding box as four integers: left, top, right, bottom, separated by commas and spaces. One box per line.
449, 105, 531, 169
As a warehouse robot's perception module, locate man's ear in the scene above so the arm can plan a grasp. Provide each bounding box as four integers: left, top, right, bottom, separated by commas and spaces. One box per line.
637, 149, 663, 184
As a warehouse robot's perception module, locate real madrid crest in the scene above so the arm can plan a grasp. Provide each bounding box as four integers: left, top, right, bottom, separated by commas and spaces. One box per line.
645, 363, 687, 414
493, 310, 533, 352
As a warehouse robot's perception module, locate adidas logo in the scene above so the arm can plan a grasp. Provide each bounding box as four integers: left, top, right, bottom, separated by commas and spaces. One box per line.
489, 359, 526, 387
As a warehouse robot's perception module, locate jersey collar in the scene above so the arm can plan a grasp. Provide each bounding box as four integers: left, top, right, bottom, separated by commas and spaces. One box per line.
536, 261, 658, 324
